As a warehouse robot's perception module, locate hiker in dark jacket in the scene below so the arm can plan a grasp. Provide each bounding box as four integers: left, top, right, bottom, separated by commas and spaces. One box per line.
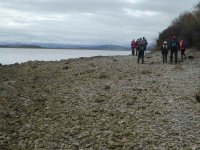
160, 41, 169, 63
170, 36, 180, 64
138, 38, 145, 64
136, 39, 140, 56
142, 37, 148, 51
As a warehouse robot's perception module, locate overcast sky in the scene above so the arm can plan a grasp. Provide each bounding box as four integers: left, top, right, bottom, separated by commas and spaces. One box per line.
0, 0, 199, 45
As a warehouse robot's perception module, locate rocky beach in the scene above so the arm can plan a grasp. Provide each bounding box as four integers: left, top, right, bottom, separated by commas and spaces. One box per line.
0, 50, 200, 149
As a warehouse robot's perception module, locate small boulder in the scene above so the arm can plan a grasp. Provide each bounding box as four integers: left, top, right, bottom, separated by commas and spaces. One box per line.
63, 66, 69, 70
126, 101, 135, 106
94, 94, 110, 103
99, 73, 107, 79
31, 65, 37, 69
146, 56, 152, 59
95, 98, 105, 103
112, 58, 118, 62
105, 85, 111, 90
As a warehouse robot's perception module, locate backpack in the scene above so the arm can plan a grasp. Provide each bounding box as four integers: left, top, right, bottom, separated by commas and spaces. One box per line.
180, 40, 187, 49
140, 40, 145, 45
162, 45, 168, 50
171, 40, 177, 47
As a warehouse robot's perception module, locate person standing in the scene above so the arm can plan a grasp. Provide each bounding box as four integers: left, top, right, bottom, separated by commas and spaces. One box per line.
138, 38, 145, 64
170, 36, 179, 64
160, 41, 169, 63
131, 39, 137, 56
179, 39, 187, 61
136, 39, 140, 56
142, 37, 148, 51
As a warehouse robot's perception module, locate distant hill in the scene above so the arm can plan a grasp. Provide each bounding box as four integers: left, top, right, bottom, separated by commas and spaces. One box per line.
0, 43, 43, 49
0, 42, 129, 51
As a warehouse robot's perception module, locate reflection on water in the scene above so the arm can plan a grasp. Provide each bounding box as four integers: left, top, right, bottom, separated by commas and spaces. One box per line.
0, 48, 130, 65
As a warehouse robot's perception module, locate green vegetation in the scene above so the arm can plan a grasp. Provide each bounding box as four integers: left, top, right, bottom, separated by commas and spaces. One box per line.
157, 2, 200, 49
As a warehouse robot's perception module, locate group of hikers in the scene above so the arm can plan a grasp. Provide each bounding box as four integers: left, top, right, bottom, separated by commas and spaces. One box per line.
131, 37, 148, 64
160, 36, 187, 64
131, 36, 187, 64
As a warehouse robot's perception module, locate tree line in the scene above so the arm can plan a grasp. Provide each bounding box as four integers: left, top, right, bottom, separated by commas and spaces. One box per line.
157, 2, 200, 49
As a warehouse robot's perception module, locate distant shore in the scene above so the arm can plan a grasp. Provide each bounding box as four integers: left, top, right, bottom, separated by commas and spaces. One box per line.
0, 50, 200, 149
0, 44, 130, 51
0, 47, 130, 51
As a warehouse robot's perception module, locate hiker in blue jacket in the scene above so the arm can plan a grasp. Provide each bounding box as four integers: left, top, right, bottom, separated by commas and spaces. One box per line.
170, 36, 180, 64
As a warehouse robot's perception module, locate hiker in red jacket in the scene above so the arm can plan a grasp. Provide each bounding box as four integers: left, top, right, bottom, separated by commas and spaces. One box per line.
131, 39, 138, 56
179, 39, 187, 61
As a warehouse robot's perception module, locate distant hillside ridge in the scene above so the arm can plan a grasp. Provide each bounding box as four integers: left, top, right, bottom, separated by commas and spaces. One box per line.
0, 43, 129, 51
157, 2, 200, 49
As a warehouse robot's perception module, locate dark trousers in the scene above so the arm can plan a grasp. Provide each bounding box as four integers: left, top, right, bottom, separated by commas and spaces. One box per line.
131, 48, 135, 55
170, 48, 178, 64
136, 48, 139, 56
138, 50, 144, 63
162, 52, 168, 63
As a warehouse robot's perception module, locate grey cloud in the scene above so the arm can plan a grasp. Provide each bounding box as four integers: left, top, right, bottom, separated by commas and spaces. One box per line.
0, 0, 199, 45
0, 0, 124, 13
1, 0, 198, 14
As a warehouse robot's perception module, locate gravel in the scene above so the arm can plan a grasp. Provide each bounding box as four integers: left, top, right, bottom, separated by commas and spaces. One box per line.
0, 50, 200, 149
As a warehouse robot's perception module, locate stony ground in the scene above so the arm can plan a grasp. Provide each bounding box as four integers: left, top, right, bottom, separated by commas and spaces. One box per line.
0, 50, 200, 150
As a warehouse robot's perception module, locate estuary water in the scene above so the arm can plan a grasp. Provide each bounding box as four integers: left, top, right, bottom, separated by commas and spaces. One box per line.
0, 48, 130, 65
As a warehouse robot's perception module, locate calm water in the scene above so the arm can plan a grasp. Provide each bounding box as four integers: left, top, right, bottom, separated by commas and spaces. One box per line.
0, 48, 130, 65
